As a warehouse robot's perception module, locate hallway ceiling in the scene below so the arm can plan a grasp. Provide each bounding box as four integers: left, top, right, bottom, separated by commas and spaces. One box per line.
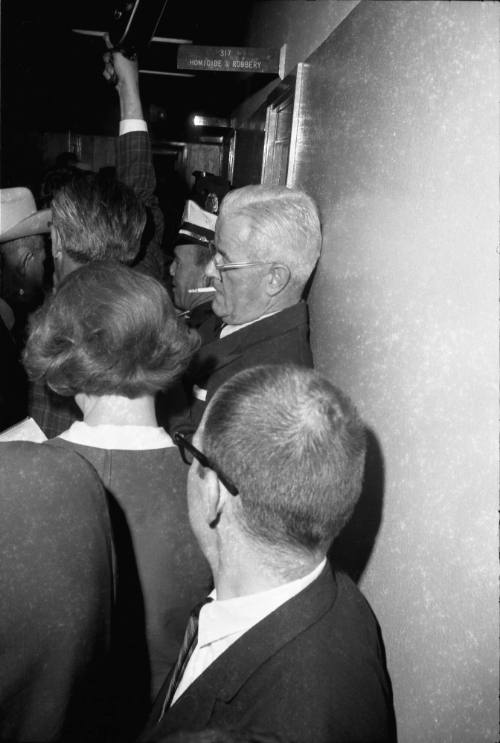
2, 0, 273, 142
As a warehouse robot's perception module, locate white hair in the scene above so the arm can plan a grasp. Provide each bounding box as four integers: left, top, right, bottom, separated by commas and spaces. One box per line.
219, 185, 322, 292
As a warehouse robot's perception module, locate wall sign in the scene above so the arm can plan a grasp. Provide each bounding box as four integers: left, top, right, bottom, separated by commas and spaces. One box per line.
177, 45, 282, 75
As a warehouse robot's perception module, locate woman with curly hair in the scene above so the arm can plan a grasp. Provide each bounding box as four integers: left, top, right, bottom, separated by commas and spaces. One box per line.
24, 261, 211, 737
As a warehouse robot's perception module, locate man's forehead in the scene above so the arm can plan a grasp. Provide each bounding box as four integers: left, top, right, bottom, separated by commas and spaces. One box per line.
175, 243, 201, 260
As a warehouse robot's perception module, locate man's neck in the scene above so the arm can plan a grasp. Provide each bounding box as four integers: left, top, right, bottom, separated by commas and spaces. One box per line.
56, 252, 83, 286
218, 294, 301, 332
266, 291, 301, 317
213, 539, 324, 601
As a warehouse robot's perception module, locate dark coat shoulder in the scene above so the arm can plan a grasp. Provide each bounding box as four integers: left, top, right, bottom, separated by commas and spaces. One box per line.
143, 566, 396, 743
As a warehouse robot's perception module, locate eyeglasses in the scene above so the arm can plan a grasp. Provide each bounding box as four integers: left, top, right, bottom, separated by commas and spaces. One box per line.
208, 242, 272, 273
174, 432, 239, 496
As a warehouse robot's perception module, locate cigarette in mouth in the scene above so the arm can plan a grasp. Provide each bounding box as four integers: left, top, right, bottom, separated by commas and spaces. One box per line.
187, 287, 217, 294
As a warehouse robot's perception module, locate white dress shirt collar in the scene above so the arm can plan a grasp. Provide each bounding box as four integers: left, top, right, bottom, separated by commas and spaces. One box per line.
198, 558, 327, 647
170, 558, 327, 706
219, 310, 280, 339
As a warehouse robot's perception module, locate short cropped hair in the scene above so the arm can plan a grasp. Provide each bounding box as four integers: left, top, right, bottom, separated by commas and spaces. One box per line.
51, 173, 146, 265
201, 365, 366, 553
24, 261, 200, 397
218, 186, 322, 292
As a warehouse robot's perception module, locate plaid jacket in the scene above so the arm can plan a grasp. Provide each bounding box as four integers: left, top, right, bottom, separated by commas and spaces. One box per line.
116, 130, 165, 280
28, 129, 165, 436
29, 380, 81, 439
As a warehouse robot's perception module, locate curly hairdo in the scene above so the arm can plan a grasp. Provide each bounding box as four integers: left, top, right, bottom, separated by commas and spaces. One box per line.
51, 173, 146, 265
24, 262, 200, 397
202, 364, 366, 552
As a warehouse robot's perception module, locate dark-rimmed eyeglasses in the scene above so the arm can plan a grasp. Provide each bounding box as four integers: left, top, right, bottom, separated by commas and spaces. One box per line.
174, 432, 239, 496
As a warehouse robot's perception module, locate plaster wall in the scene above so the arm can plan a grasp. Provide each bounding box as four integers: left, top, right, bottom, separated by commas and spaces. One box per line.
246, 0, 360, 77
234, 0, 359, 124
242, 1, 499, 740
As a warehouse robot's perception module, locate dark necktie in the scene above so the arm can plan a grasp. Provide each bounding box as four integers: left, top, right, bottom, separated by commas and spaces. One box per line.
157, 597, 213, 721
215, 319, 226, 338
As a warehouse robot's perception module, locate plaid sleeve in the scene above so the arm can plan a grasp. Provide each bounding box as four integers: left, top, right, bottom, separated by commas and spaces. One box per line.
116, 131, 165, 281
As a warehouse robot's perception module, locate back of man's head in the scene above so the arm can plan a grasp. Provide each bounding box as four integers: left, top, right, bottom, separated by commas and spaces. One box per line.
201, 364, 366, 554
218, 186, 321, 294
51, 173, 146, 266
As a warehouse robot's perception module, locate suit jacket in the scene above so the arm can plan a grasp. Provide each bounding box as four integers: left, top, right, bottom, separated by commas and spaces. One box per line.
142, 565, 397, 743
164, 302, 313, 436
116, 130, 165, 281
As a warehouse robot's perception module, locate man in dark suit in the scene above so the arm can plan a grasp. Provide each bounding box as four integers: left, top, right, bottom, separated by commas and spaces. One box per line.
144, 364, 397, 743
167, 185, 322, 437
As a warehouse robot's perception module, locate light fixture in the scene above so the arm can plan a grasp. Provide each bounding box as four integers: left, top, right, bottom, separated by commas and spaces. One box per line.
192, 115, 231, 128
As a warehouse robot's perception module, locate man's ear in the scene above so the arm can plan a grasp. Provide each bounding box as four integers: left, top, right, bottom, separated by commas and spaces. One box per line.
205, 469, 233, 529
266, 263, 290, 296
51, 226, 62, 261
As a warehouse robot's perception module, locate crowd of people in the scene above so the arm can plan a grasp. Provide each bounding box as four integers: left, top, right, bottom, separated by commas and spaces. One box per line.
0, 50, 397, 742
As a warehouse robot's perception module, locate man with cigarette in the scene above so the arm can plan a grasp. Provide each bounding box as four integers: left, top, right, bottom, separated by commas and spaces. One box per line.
169, 200, 217, 330
169, 184, 321, 436
157, 199, 218, 432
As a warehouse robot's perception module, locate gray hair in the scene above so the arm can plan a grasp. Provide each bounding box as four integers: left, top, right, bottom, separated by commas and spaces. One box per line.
51, 174, 146, 265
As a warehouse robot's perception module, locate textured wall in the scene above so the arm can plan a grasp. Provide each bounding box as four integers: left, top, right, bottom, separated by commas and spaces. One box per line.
246, 0, 360, 77
233, 1, 359, 126
285, 2, 498, 741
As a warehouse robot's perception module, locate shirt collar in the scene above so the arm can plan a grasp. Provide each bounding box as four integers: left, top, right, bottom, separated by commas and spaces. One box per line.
58, 421, 174, 450
198, 558, 326, 647
219, 310, 281, 338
